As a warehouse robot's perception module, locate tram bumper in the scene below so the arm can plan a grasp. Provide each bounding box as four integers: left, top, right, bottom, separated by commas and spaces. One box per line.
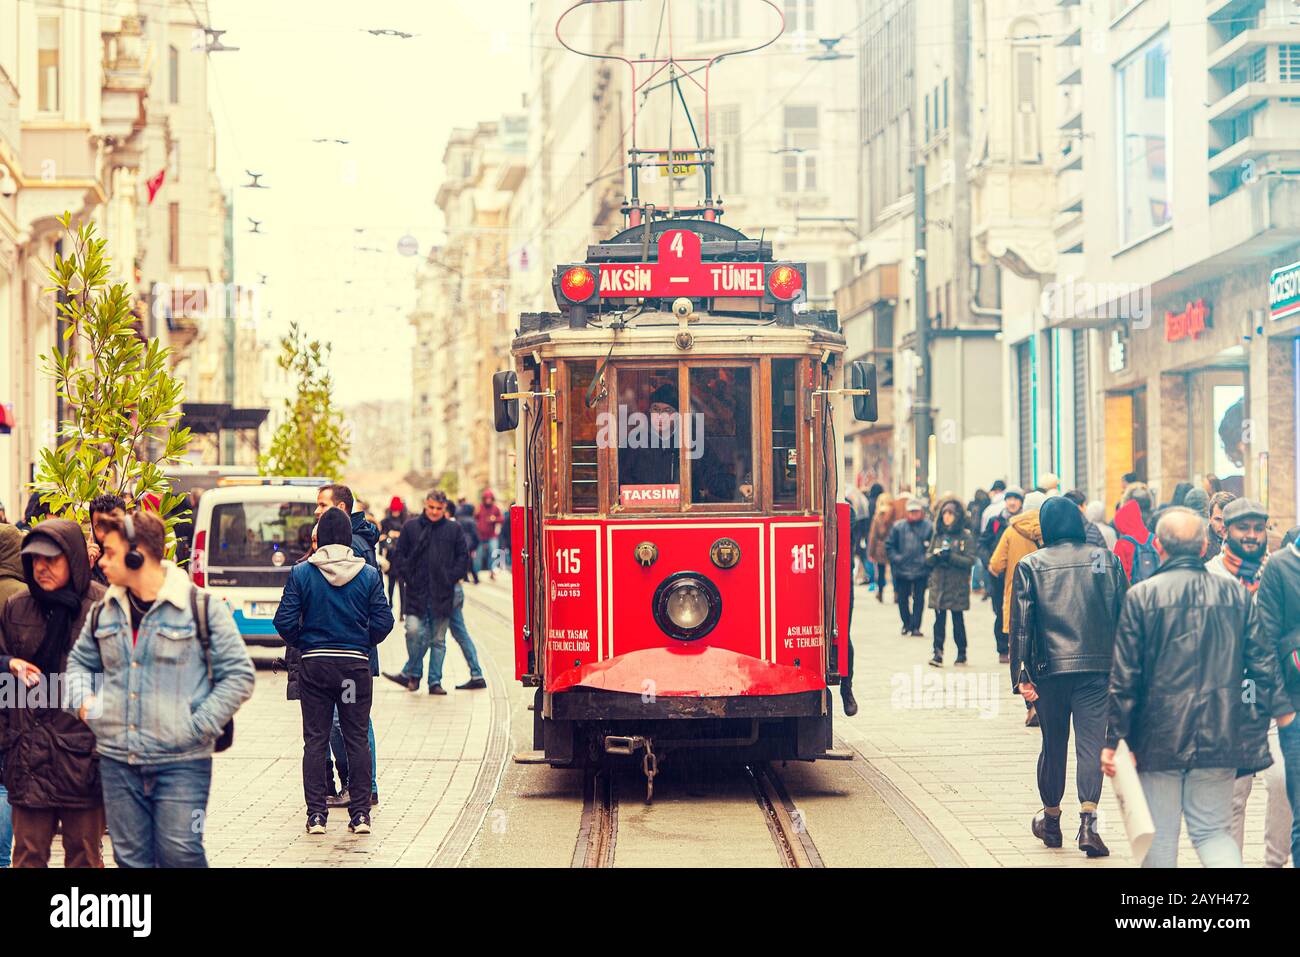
537, 648, 833, 766
550, 645, 824, 698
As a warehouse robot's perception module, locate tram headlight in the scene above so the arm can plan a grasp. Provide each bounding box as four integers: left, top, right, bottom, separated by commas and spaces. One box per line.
559, 266, 596, 302
767, 265, 803, 302
652, 572, 722, 641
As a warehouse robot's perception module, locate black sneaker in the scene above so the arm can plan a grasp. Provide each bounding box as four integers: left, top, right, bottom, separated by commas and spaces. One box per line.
306, 813, 327, 835
327, 788, 351, 808
456, 677, 488, 690
370, 792, 379, 807
348, 812, 371, 834
428, 683, 448, 696
384, 671, 417, 691
954, 655, 968, 666
928, 653, 943, 668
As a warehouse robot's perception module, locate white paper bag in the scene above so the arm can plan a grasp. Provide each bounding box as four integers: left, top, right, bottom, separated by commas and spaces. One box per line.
1111, 739, 1155, 864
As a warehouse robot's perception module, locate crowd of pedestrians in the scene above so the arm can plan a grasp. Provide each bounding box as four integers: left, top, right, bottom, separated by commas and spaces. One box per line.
849, 471, 1300, 866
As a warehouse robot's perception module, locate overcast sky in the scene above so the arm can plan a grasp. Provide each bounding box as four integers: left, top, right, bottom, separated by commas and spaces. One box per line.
209, 0, 532, 405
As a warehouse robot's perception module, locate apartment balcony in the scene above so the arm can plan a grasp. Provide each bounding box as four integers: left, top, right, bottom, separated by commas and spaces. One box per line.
1206, 176, 1300, 266
1208, 136, 1300, 178
1208, 81, 1300, 124
101, 12, 151, 161
1208, 28, 1300, 72
1055, 138, 1084, 173
1206, 0, 1265, 24
1054, 205, 1085, 255
1057, 43, 1082, 86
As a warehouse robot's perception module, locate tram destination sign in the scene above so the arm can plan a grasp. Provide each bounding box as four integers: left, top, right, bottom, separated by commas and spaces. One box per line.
556, 228, 801, 303
1270, 259, 1300, 322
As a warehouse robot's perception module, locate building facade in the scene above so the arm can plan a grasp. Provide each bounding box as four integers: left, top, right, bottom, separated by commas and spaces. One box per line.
1049, 0, 1300, 532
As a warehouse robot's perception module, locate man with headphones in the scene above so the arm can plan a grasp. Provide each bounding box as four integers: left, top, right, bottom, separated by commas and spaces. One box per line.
65, 509, 255, 868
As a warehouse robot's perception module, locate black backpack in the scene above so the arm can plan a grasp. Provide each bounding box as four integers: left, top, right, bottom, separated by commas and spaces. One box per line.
89, 586, 234, 752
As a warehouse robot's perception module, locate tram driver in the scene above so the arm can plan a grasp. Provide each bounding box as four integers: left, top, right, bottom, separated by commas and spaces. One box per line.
618, 383, 739, 503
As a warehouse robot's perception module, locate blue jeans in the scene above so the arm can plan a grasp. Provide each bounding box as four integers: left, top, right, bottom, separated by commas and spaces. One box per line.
475, 537, 498, 574
1139, 767, 1240, 868
0, 780, 11, 869
1277, 717, 1300, 864
329, 708, 377, 794
99, 757, 212, 868
402, 611, 451, 686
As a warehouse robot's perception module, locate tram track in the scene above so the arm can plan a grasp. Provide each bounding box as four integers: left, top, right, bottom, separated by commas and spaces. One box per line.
573, 761, 823, 868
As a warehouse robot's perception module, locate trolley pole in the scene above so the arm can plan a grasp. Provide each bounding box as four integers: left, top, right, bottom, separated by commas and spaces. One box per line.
913, 161, 933, 499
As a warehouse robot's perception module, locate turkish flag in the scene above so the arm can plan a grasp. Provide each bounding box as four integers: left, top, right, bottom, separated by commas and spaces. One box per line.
146, 168, 166, 203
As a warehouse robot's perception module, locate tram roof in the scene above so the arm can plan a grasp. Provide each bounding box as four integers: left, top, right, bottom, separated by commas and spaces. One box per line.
511, 308, 846, 360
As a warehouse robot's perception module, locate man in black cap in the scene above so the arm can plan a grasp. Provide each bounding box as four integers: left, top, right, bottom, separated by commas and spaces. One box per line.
618, 384, 735, 502
1206, 499, 1269, 593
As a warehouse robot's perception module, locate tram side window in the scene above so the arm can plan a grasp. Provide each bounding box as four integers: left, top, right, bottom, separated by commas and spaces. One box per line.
568, 362, 599, 512
772, 359, 799, 504
615, 368, 680, 508
688, 366, 753, 504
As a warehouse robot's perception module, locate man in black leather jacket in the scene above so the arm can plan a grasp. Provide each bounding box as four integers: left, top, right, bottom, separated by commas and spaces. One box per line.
1011, 497, 1127, 857
1102, 508, 1295, 868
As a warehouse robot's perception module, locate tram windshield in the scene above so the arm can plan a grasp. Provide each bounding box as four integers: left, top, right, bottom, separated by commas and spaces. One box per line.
613, 366, 752, 508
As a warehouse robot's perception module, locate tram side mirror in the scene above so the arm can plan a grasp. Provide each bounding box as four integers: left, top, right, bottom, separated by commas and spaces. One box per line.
493, 370, 520, 432
850, 361, 878, 423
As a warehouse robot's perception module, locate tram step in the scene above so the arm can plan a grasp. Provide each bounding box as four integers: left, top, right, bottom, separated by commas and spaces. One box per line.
819, 749, 855, 761
512, 750, 550, 764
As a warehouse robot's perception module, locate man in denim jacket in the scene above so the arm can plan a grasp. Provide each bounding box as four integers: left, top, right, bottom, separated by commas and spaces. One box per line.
65, 510, 254, 868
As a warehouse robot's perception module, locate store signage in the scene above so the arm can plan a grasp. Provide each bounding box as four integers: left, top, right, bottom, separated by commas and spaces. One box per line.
1108, 329, 1127, 372
1269, 260, 1300, 322
1164, 299, 1211, 343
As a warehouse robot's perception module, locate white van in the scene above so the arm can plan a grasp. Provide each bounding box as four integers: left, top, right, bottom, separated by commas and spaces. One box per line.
189, 480, 322, 646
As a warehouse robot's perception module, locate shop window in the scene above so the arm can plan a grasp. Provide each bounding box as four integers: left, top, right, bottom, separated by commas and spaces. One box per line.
1117, 32, 1171, 243
568, 362, 599, 513
772, 359, 799, 504
688, 366, 753, 504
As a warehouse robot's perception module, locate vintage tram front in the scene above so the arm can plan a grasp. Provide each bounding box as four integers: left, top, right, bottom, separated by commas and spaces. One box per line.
494, 219, 877, 790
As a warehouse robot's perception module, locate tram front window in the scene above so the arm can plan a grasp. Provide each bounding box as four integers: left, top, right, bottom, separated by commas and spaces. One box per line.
688, 366, 752, 504
568, 361, 599, 512
616, 368, 681, 507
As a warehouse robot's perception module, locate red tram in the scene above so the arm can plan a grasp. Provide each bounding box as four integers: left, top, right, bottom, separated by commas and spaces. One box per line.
491, 0, 878, 797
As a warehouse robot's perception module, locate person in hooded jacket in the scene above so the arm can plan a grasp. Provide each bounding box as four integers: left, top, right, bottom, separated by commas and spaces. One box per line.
379, 496, 408, 608
990, 491, 1046, 726
0, 519, 107, 866
1011, 498, 1127, 857
866, 495, 895, 603
0, 524, 29, 867
1112, 493, 1156, 582
274, 508, 393, 836
316, 484, 384, 808
474, 489, 503, 581
455, 502, 481, 585
925, 497, 975, 667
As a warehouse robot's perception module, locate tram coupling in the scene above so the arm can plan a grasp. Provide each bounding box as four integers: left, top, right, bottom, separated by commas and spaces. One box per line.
604, 735, 658, 804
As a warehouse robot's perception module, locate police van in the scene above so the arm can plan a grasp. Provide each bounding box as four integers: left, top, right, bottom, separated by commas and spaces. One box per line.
189, 479, 324, 646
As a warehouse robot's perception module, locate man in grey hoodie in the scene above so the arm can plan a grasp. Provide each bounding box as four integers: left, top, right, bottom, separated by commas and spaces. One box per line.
274, 508, 393, 835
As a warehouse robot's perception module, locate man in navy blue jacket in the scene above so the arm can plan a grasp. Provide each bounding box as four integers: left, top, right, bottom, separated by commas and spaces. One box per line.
316, 483, 383, 807
275, 508, 393, 835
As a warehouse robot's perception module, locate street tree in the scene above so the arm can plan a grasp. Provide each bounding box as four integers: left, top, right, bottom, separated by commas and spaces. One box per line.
261, 321, 351, 478
33, 214, 192, 553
